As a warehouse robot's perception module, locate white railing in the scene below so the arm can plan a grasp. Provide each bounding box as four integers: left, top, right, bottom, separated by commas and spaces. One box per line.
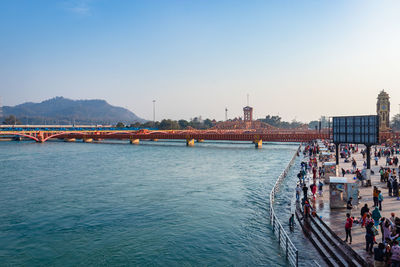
269, 145, 301, 267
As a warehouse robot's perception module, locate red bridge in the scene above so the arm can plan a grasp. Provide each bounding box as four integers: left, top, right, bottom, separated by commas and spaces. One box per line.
0, 129, 331, 148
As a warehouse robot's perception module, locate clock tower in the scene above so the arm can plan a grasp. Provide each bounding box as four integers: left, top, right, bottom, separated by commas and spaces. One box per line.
377, 90, 390, 132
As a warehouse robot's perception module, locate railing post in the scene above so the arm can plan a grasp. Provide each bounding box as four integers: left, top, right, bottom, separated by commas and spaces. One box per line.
272, 216, 275, 232
296, 250, 299, 267
286, 236, 288, 259
278, 225, 281, 245
270, 208, 272, 223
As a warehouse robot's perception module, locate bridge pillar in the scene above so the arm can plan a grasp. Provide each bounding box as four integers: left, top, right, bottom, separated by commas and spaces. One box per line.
186, 139, 195, 147
197, 139, 204, 143
255, 139, 262, 149
64, 138, 76, 142
83, 138, 93, 143
37, 132, 45, 143
130, 139, 140, 145
151, 139, 159, 142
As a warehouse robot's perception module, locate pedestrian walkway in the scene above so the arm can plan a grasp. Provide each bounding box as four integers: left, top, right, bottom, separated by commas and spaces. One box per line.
310, 145, 399, 264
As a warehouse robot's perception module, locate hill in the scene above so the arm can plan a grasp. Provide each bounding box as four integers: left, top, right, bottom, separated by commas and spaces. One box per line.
2, 97, 146, 125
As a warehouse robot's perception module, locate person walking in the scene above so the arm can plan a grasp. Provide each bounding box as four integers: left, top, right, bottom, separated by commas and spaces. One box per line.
381, 218, 393, 243
289, 214, 295, 231
394, 178, 399, 199
302, 184, 308, 201
373, 186, 379, 207
347, 197, 353, 214
378, 190, 383, 211
366, 221, 375, 253
352, 158, 357, 171
372, 206, 382, 227
312, 167, 317, 184
361, 203, 370, 227
304, 200, 311, 218
295, 184, 301, 201
345, 213, 353, 244
311, 183, 317, 198
297, 172, 302, 184
388, 176, 393, 196
318, 180, 323, 196
380, 168, 385, 182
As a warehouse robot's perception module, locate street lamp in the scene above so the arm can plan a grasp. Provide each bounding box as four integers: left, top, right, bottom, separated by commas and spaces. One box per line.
153, 100, 156, 127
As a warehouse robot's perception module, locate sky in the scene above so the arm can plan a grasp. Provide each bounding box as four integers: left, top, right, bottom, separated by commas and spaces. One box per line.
1, 0, 400, 122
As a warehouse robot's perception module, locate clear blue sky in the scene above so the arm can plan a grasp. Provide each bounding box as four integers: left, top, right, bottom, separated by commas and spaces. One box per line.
1, 0, 400, 122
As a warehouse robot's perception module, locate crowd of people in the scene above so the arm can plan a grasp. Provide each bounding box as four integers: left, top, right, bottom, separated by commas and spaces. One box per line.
295, 140, 400, 266
335, 143, 400, 266
345, 144, 400, 266
295, 141, 328, 214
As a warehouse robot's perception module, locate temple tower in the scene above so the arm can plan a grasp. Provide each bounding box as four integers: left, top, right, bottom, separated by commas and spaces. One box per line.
377, 90, 390, 132
243, 106, 253, 122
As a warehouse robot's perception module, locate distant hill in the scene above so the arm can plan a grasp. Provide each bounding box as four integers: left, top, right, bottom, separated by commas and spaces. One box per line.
2, 97, 146, 125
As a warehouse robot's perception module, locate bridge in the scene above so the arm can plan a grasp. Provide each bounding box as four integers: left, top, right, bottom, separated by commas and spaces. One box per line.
0, 127, 330, 148
1, 126, 398, 148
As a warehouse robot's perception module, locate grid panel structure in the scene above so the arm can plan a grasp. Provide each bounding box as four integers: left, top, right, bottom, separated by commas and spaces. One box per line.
332, 115, 379, 145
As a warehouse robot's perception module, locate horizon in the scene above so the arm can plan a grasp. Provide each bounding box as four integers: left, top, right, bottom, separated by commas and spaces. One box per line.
1, 1, 399, 121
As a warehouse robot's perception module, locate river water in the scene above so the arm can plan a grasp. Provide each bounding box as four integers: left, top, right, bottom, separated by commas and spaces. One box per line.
0, 140, 316, 266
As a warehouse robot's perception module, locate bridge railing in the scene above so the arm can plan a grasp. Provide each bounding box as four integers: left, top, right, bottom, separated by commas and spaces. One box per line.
269, 144, 301, 267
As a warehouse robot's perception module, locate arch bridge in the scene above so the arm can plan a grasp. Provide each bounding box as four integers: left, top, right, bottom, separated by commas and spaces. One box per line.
0, 128, 331, 148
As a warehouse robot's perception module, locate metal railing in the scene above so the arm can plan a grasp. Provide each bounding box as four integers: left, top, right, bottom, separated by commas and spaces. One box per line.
269, 145, 301, 267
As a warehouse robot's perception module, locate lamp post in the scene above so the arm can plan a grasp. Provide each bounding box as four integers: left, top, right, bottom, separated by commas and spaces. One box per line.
153, 100, 156, 127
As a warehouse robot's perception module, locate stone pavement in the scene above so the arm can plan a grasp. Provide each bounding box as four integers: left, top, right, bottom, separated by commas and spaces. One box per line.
307, 146, 399, 264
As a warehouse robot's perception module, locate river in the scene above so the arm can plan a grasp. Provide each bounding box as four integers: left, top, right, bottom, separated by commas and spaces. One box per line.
0, 140, 316, 266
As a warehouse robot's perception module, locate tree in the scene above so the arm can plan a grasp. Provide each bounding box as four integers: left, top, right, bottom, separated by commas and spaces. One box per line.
129, 122, 141, 128
391, 114, 400, 131
178, 119, 189, 129
3, 115, 21, 125
116, 122, 125, 128
260, 115, 282, 127
203, 118, 214, 129
159, 119, 180, 130
189, 117, 202, 129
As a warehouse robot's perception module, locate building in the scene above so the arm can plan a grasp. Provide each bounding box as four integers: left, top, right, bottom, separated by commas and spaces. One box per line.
377, 90, 390, 132
243, 106, 253, 122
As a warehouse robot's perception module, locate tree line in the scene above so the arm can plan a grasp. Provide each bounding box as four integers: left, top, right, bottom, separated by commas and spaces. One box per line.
3, 114, 400, 131
121, 117, 216, 130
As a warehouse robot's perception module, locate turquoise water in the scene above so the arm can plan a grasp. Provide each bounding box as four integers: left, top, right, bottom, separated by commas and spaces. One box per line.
0, 140, 299, 266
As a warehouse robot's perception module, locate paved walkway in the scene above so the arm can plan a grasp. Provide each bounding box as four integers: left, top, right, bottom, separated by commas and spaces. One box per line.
307, 146, 399, 264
